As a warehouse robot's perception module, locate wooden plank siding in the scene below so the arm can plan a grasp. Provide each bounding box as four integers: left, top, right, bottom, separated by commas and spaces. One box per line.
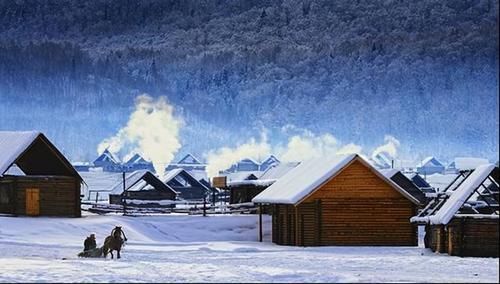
273, 204, 297, 245
272, 160, 418, 246
0, 176, 80, 217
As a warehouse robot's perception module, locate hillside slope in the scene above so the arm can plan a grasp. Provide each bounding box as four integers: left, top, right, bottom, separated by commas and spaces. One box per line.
0, 0, 498, 161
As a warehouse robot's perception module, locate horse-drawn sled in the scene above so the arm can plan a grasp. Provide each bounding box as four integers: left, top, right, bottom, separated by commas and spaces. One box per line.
78, 226, 128, 259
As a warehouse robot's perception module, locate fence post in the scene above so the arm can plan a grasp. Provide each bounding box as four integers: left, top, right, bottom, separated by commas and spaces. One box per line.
259, 204, 263, 242
203, 195, 207, 217
122, 171, 126, 216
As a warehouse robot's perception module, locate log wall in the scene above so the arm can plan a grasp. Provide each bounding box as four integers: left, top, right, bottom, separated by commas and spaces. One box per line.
426, 218, 499, 257
0, 176, 80, 217
426, 224, 448, 253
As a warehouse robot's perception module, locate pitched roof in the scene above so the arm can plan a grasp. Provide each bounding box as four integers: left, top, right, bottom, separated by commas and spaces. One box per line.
0, 131, 82, 180
109, 170, 175, 195
177, 153, 202, 165
125, 153, 149, 165
379, 168, 399, 179
94, 148, 120, 164
418, 156, 444, 168
381, 169, 426, 205
0, 131, 39, 175
259, 162, 300, 180
260, 155, 280, 166
431, 164, 496, 224
253, 154, 420, 205
262, 155, 279, 162
404, 173, 433, 189
163, 168, 185, 183
110, 170, 148, 194
447, 161, 456, 169
163, 168, 210, 191
80, 171, 123, 193
412, 164, 497, 225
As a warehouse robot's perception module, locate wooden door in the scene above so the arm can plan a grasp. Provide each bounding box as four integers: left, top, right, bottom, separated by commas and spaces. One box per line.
25, 188, 40, 216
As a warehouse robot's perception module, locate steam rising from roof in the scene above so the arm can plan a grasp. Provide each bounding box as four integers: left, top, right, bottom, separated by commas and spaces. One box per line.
97, 94, 183, 176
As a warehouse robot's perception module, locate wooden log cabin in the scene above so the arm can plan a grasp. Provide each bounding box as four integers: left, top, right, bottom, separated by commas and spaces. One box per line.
226, 180, 274, 204
214, 171, 269, 205
0, 131, 83, 217
108, 170, 177, 206
411, 164, 499, 257
215, 163, 298, 205
253, 154, 420, 246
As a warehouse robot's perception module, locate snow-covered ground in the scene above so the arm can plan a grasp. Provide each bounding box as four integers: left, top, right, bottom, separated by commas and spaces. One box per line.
0, 213, 498, 283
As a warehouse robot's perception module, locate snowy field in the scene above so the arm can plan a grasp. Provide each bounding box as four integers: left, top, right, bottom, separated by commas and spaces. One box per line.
0, 213, 498, 283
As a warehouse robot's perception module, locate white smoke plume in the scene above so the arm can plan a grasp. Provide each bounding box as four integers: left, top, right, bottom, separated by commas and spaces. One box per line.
371, 135, 401, 159
277, 132, 338, 162
204, 133, 271, 178
336, 143, 363, 155
97, 94, 183, 176
204, 129, 364, 177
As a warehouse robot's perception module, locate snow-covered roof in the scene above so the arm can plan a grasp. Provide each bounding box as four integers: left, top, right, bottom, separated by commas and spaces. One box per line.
94, 148, 120, 164
239, 158, 260, 166
163, 168, 210, 191
109, 170, 150, 194
4, 164, 26, 176
1, 131, 82, 181
0, 131, 40, 176
253, 154, 420, 205
126, 153, 150, 165
417, 156, 444, 168
225, 171, 262, 181
379, 168, 399, 179
227, 179, 276, 187
446, 161, 456, 168
177, 153, 203, 165
108, 170, 176, 196
423, 164, 496, 225
80, 171, 123, 194
189, 170, 208, 182
259, 162, 299, 180
453, 157, 489, 171
262, 155, 279, 163
163, 168, 185, 183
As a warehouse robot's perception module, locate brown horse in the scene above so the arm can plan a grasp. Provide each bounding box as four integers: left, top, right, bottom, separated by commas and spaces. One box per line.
103, 226, 128, 259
